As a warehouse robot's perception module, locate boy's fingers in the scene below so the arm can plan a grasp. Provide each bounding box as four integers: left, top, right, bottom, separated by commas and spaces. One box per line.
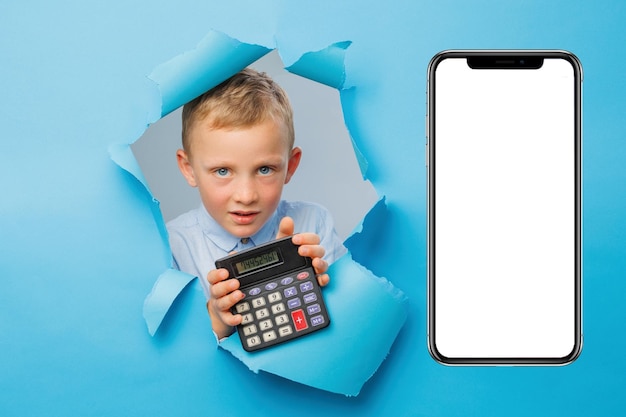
316, 273, 330, 287
298, 243, 324, 260
207, 268, 230, 286
222, 313, 243, 327
312, 257, 328, 275
292, 232, 321, 246
276, 216, 295, 239
210, 277, 240, 299
207, 301, 242, 328
211, 289, 244, 313
215, 293, 244, 324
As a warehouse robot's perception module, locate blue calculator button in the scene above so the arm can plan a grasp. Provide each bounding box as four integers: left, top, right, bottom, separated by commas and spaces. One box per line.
303, 293, 317, 304
284, 286, 297, 298
287, 298, 301, 309
265, 282, 278, 291
299, 281, 314, 292
307, 303, 321, 315
249, 287, 261, 296
281, 277, 294, 285
311, 315, 325, 327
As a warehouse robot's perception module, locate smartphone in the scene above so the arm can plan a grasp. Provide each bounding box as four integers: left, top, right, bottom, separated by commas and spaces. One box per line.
426, 50, 582, 365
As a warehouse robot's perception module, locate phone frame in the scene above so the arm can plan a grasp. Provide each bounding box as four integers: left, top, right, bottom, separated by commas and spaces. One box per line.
426, 50, 583, 365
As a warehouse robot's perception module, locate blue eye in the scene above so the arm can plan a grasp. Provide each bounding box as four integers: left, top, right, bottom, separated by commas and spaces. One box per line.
215, 168, 230, 177
258, 166, 272, 175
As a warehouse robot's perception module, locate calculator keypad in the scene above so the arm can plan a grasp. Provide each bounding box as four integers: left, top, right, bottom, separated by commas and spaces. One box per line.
232, 267, 330, 352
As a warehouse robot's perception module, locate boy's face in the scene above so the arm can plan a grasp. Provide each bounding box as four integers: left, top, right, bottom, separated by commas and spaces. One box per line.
177, 119, 301, 239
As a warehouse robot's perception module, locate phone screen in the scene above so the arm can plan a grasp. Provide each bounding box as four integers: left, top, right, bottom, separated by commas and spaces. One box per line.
427, 51, 582, 365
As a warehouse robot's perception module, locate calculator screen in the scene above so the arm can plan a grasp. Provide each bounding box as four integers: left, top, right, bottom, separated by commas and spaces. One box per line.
235, 249, 283, 275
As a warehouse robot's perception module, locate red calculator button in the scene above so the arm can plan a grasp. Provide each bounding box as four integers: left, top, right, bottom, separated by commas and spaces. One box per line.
291, 309, 308, 331
297, 271, 310, 280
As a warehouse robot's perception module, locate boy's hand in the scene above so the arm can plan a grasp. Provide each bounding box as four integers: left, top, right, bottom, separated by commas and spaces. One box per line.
206, 267, 244, 340
207, 216, 330, 340
276, 216, 330, 287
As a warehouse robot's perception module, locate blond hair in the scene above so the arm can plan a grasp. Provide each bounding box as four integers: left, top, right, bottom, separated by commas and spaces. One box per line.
181, 68, 294, 153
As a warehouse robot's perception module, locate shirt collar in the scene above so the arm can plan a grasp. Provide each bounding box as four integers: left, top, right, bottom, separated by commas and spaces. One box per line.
199, 205, 280, 253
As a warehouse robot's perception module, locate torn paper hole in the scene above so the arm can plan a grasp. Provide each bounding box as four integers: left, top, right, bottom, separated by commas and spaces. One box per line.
132, 50, 378, 240
112, 29, 408, 396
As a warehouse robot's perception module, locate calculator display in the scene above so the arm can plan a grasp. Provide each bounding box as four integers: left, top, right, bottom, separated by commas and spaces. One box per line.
235, 249, 282, 275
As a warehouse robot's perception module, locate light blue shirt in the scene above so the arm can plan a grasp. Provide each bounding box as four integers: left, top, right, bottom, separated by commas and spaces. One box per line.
167, 200, 347, 300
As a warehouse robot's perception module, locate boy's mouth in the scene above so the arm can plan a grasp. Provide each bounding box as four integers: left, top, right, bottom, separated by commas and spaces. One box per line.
229, 210, 259, 225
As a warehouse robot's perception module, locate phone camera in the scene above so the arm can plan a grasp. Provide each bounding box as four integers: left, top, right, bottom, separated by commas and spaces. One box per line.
519, 59, 526, 65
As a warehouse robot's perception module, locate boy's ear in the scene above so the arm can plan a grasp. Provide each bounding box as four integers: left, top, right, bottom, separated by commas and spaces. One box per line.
284, 146, 302, 184
176, 149, 198, 187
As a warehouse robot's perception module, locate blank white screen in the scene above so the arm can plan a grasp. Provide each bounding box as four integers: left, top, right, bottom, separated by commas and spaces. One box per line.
433, 57, 576, 359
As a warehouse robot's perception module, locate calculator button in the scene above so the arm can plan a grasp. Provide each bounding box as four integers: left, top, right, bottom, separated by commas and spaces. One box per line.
249, 287, 261, 296
243, 324, 257, 336
252, 297, 266, 308
291, 309, 308, 331
271, 303, 286, 314
279, 325, 293, 337
255, 308, 269, 320
268, 291, 282, 303
265, 282, 278, 290
235, 302, 250, 313
284, 286, 297, 298
311, 315, 325, 327
303, 293, 317, 304
287, 298, 301, 309
281, 277, 294, 285
247, 335, 261, 348
297, 271, 310, 280
263, 330, 278, 342
241, 313, 253, 324
299, 281, 314, 292
275, 314, 289, 325
259, 319, 273, 330
307, 304, 321, 315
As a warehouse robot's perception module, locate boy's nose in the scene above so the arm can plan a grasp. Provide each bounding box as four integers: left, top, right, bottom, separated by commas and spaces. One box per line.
233, 179, 258, 204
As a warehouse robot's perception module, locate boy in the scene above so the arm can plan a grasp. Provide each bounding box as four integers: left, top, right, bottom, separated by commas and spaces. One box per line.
167, 68, 347, 340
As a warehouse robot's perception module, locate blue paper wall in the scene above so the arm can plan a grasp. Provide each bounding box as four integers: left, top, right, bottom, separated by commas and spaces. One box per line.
2, 0, 625, 415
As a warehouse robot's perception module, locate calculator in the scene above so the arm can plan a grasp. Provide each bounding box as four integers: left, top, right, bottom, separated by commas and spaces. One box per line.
215, 236, 331, 352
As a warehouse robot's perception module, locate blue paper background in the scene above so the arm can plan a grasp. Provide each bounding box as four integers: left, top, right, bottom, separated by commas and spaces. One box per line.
1, 0, 625, 415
